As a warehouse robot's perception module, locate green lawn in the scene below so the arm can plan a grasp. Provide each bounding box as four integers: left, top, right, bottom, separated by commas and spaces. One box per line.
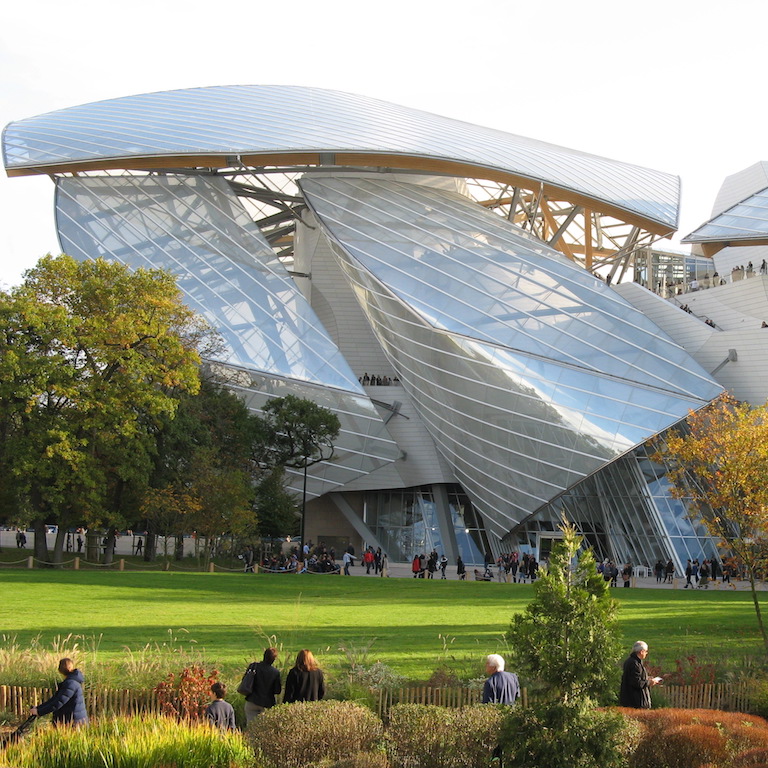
1, 570, 765, 687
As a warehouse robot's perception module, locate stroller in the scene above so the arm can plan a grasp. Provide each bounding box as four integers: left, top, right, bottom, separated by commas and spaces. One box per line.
0, 715, 36, 748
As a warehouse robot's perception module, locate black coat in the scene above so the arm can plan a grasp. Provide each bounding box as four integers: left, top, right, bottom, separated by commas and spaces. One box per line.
245, 661, 282, 708
36, 669, 89, 724
619, 652, 652, 708
283, 667, 325, 703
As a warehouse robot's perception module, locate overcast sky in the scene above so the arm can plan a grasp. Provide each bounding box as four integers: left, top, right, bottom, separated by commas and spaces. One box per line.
1, 0, 766, 288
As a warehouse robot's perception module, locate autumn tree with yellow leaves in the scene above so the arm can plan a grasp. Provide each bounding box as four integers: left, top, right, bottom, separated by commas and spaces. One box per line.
655, 392, 768, 652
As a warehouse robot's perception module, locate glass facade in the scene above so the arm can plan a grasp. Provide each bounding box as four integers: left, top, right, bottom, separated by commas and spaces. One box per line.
510, 435, 719, 573
684, 187, 768, 245
365, 484, 487, 563
54, 174, 401, 500
302, 175, 723, 536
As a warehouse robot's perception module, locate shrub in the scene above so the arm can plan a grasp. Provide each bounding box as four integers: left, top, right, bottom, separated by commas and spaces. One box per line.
250, 700, 383, 768
153, 664, 219, 721
663, 723, 728, 768
316, 752, 389, 768
501, 700, 639, 768
386, 703, 504, 768
620, 707, 768, 768
0, 714, 253, 768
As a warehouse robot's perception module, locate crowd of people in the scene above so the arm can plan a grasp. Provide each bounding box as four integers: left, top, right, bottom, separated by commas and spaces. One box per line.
359, 372, 399, 386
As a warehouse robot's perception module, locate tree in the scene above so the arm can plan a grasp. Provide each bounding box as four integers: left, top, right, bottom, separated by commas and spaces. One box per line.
0, 255, 212, 564
261, 394, 341, 469
142, 378, 259, 564
501, 523, 628, 768
260, 394, 341, 544
506, 522, 622, 704
654, 392, 768, 653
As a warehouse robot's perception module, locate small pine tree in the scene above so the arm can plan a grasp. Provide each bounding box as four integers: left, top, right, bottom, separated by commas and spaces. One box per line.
501, 523, 631, 767
506, 521, 622, 704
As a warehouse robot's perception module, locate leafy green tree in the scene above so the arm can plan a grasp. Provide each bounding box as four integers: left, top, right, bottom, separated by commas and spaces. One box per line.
142, 378, 259, 563
261, 394, 341, 469
654, 392, 768, 653
0, 255, 211, 564
254, 466, 299, 539
260, 394, 341, 542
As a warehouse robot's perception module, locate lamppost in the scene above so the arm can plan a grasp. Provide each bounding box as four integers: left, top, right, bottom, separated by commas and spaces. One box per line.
300, 458, 308, 551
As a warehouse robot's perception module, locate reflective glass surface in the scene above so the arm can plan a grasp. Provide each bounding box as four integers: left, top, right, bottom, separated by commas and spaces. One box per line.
365, 484, 486, 563
302, 176, 722, 530
302, 176, 718, 400
4, 85, 678, 228
55, 174, 361, 392
683, 187, 768, 244
514, 437, 720, 574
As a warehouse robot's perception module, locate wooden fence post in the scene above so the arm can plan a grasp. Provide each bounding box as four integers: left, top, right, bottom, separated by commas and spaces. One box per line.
27, 556, 33, 569
74, 557, 80, 570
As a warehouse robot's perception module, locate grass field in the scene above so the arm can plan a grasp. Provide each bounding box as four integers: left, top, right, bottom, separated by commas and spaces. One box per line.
1, 570, 766, 687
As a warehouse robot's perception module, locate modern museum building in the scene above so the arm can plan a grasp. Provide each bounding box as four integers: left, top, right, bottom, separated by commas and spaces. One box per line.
5, 85, 766, 571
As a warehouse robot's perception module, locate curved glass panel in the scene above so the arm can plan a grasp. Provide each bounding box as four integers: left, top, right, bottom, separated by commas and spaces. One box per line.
55, 173, 361, 392
4, 85, 678, 228
301, 176, 720, 401
683, 187, 768, 244
302, 176, 721, 530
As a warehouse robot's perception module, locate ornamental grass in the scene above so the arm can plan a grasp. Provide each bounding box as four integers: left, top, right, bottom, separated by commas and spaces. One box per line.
0, 714, 254, 768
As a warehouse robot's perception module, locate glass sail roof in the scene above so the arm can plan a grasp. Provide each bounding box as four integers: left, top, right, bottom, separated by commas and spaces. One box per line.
301, 175, 722, 526
3, 85, 679, 230
55, 173, 363, 393
683, 186, 768, 244
301, 175, 720, 402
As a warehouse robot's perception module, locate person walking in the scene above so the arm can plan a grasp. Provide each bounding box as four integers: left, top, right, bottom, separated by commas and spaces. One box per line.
342, 550, 355, 576
30, 658, 88, 727
284, 650, 325, 703
240, 647, 282, 724
457, 556, 466, 580
619, 641, 662, 709
481, 654, 520, 704
684, 559, 693, 588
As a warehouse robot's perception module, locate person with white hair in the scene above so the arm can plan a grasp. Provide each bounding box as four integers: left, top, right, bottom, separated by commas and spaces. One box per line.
482, 654, 520, 704
619, 641, 662, 708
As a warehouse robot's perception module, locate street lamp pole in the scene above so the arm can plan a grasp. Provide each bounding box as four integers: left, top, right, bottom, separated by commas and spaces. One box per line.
300, 459, 308, 550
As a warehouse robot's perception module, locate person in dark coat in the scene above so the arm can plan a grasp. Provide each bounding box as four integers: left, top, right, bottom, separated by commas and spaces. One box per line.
283, 649, 325, 703
619, 641, 662, 708
31, 658, 88, 726
243, 647, 282, 724
482, 654, 520, 705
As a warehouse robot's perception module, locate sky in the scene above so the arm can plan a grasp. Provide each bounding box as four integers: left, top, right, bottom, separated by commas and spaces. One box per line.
1, 0, 766, 288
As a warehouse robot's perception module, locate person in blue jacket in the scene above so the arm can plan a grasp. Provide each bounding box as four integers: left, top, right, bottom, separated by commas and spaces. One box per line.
31, 658, 88, 726
482, 653, 520, 704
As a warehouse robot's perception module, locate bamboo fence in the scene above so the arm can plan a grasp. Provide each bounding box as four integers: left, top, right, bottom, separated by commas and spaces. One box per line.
0, 682, 755, 721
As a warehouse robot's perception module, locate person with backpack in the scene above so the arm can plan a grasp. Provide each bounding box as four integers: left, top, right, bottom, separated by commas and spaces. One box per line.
238, 647, 281, 724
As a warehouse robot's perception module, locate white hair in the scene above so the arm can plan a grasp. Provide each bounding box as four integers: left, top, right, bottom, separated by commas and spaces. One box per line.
632, 641, 648, 653
486, 654, 505, 671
